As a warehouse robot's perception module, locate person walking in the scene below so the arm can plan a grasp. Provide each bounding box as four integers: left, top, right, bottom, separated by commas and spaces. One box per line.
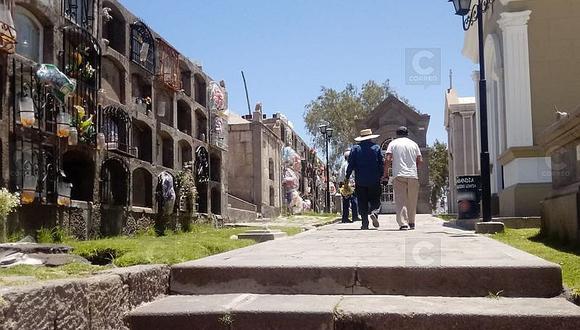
384, 126, 423, 230
346, 129, 384, 230
338, 149, 359, 223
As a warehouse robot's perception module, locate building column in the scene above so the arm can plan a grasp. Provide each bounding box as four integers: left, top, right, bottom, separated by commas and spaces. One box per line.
498, 10, 533, 148
471, 71, 481, 173
460, 111, 476, 175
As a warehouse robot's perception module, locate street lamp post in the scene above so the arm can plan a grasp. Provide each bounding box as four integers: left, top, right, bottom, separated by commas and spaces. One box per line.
319, 124, 334, 213
448, 0, 495, 222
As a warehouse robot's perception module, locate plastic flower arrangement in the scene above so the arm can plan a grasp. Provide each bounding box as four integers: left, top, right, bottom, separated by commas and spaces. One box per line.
70, 105, 96, 144
66, 44, 96, 81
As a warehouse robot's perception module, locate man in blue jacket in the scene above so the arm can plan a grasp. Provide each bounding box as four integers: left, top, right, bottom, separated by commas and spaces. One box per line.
346, 129, 384, 230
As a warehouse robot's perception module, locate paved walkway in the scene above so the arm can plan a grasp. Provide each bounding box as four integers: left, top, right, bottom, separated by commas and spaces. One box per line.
191, 214, 554, 268
171, 214, 561, 297
128, 214, 580, 329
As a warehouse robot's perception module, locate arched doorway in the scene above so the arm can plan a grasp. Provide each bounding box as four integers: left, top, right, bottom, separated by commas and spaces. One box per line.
380, 138, 395, 214
100, 157, 129, 206
62, 150, 95, 202
99, 157, 129, 236
132, 168, 152, 208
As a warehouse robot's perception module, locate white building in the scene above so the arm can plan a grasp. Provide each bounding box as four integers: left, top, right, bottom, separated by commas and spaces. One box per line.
460, 0, 573, 216
445, 89, 480, 214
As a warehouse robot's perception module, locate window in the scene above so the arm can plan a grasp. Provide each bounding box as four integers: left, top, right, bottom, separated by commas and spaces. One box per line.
268, 158, 274, 180
130, 21, 155, 74
14, 6, 42, 62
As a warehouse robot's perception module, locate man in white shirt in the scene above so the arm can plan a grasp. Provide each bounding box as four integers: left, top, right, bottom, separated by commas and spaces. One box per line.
383, 126, 423, 230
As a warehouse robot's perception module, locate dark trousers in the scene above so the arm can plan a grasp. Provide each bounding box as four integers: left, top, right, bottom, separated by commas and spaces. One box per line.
356, 184, 382, 228
341, 195, 359, 222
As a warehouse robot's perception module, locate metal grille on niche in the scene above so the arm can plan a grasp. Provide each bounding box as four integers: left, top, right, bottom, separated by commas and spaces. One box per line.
99, 105, 136, 157
10, 60, 62, 205
62, 0, 97, 32
62, 22, 101, 146
99, 156, 130, 206
130, 21, 156, 74
195, 146, 209, 184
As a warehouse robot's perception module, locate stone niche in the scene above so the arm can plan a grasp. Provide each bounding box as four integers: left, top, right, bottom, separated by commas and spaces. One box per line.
540, 108, 580, 245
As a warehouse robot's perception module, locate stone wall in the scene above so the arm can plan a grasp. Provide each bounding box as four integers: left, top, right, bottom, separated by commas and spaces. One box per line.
542, 189, 580, 244
0, 265, 169, 330
2, 0, 229, 240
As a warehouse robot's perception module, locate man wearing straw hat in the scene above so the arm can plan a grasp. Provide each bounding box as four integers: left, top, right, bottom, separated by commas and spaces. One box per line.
345, 129, 384, 230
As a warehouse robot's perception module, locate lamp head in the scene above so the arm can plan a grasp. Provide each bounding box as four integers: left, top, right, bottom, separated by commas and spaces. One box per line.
326, 127, 334, 138
449, 0, 472, 16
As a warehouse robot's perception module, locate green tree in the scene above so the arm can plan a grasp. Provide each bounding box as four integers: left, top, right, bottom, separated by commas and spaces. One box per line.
428, 140, 449, 211
304, 80, 415, 166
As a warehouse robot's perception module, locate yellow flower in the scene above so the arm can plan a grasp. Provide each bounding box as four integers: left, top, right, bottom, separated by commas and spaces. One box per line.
73, 52, 83, 65
74, 105, 85, 119
80, 115, 93, 132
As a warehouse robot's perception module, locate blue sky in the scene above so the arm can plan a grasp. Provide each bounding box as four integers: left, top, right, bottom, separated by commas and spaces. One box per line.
120, 0, 476, 146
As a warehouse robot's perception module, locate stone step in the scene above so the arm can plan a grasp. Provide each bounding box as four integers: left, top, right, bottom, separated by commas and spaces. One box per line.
171, 263, 562, 298
125, 294, 580, 330
170, 218, 564, 298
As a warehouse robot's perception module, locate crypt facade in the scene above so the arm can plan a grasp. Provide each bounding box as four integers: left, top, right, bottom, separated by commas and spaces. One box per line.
358, 95, 431, 214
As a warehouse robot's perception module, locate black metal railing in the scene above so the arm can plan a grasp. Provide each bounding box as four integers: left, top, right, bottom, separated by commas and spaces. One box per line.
62, 0, 98, 32
130, 21, 156, 74
10, 59, 61, 204
62, 24, 101, 145
99, 105, 137, 157
99, 156, 130, 206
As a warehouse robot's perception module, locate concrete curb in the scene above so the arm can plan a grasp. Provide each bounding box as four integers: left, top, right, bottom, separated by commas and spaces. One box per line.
0, 265, 169, 330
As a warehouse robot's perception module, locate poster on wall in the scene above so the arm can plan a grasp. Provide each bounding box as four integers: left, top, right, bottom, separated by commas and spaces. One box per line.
208, 81, 228, 149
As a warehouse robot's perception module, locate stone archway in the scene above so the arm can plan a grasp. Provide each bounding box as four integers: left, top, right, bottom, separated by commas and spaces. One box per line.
100, 157, 129, 206
62, 150, 95, 202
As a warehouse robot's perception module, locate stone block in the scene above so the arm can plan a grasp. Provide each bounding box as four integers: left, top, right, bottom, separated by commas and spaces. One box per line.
0, 265, 170, 329
475, 221, 505, 234
103, 264, 170, 308
237, 229, 287, 242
